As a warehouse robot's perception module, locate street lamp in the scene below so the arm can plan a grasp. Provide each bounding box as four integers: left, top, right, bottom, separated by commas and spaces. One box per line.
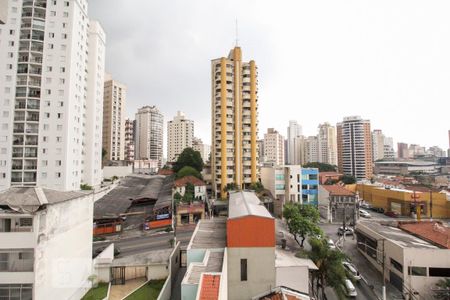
357, 239, 386, 300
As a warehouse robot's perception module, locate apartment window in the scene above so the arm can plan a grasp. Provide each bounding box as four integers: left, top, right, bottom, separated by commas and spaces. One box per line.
44, 113, 50, 118
57, 113, 62, 119
42, 160, 48, 166
50, 11, 56, 16
48, 43, 54, 49
42, 172, 47, 178
57, 125, 62, 131
60, 67, 65, 73
63, 12, 69, 17
55, 172, 61, 178
56, 137, 62, 142
49, 32, 55, 38
429, 268, 450, 277
390, 258, 403, 273
408, 266, 426, 276
20, 218, 32, 227
240, 259, 247, 281
55, 160, 61, 166
46, 66, 53, 72
43, 124, 49, 130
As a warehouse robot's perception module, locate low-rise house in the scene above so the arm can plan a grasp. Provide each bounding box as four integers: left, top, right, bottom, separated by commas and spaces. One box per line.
0, 187, 94, 300
318, 172, 342, 185
318, 185, 357, 223
356, 220, 450, 299
173, 176, 207, 201
181, 191, 317, 300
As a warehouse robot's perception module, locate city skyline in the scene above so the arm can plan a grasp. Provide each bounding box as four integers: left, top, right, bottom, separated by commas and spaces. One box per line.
90, 0, 449, 150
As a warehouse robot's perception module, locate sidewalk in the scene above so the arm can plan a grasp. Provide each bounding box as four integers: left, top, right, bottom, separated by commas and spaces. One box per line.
109, 277, 146, 300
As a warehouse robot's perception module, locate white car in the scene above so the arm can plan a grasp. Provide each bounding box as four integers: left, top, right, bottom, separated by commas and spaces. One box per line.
343, 262, 361, 281
359, 209, 371, 218
343, 279, 357, 297
327, 239, 336, 250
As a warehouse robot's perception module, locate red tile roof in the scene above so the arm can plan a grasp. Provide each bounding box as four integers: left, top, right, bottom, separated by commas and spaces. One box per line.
174, 175, 205, 187
399, 221, 450, 249
199, 274, 221, 300
319, 172, 342, 176
158, 169, 174, 175
322, 185, 355, 196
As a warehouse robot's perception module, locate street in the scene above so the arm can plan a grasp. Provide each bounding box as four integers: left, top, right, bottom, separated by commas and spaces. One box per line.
93, 229, 194, 257
320, 221, 403, 300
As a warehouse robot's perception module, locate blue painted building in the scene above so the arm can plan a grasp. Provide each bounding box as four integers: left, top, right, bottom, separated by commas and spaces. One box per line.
301, 168, 319, 206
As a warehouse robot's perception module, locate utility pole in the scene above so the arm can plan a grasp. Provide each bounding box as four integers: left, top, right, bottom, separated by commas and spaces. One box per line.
430, 189, 433, 221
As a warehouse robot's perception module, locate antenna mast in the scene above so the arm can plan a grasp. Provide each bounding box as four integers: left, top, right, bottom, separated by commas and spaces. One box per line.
235, 18, 239, 46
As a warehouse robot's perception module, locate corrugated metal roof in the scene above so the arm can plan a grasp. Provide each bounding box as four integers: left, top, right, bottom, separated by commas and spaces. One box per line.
228, 191, 273, 219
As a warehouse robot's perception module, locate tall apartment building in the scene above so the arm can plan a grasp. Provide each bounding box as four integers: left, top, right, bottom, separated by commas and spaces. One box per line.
0, 0, 7, 24
397, 142, 409, 159
263, 128, 284, 166
383, 136, 395, 159
124, 119, 134, 161
337, 116, 373, 180
135, 105, 163, 167
372, 129, 385, 161
317, 122, 337, 166
167, 111, 193, 162
257, 139, 264, 163
211, 46, 258, 198
0, 0, 105, 191
102, 74, 126, 161
192, 137, 210, 163
304, 135, 319, 163
286, 120, 302, 164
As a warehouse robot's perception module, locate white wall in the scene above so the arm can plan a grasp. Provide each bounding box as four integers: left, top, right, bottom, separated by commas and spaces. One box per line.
0, 0, 7, 23
102, 165, 132, 179
227, 247, 275, 300
34, 193, 93, 300
276, 266, 309, 294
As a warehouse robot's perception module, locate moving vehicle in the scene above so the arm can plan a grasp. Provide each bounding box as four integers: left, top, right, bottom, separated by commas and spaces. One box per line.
370, 207, 385, 213
343, 279, 357, 297
343, 262, 361, 281
327, 239, 336, 250
359, 209, 371, 218
384, 211, 399, 218
360, 203, 372, 210
338, 226, 354, 236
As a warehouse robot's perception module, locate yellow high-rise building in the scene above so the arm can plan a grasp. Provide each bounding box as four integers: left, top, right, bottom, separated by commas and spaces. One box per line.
211, 47, 258, 199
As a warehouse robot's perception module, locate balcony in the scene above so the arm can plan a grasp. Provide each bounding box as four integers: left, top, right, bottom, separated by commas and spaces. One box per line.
0, 251, 34, 272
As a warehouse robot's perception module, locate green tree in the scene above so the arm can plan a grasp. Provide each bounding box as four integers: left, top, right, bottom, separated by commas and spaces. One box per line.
176, 166, 202, 179
433, 278, 450, 299
224, 183, 239, 192
303, 162, 337, 172
102, 148, 107, 161
308, 238, 347, 298
341, 174, 356, 184
182, 182, 195, 204
249, 181, 264, 193
173, 147, 204, 173
283, 203, 322, 248
173, 192, 182, 206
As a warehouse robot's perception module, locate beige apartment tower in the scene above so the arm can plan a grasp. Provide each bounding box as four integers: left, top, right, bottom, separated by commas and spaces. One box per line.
211, 47, 258, 199
318, 122, 338, 166
263, 128, 285, 166
103, 74, 126, 161
167, 111, 194, 162
337, 116, 373, 180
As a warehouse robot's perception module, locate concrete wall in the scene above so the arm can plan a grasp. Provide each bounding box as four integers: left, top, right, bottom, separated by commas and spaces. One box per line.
156, 242, 181, 300
0, 0, 7, 24
93, 244, 114, 283
187, 249, 206, 266
102, 165, 132, 179
276, 265, 309, 294
403, 247, 450, 299
227, 247, 276, 300
34, 194, 94, 300
218, 248, 228, 300
147, 264, 168, 280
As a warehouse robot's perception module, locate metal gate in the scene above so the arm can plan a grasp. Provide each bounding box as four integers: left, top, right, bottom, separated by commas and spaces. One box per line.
111, 266, 125, 285
180, 249, 187, 267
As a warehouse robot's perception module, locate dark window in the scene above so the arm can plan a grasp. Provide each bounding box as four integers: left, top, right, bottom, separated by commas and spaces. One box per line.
408, 266, 426, 276
390, 258, 403, 273
240, 259, 247, 281
429, 268, 450, 277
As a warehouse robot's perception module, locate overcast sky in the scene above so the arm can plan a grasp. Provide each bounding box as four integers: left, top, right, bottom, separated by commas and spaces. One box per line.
89, 0, 450, 151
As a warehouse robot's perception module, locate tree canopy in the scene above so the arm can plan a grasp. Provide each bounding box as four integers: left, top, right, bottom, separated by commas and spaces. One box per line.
303, 162, 337, 172
173, 147, 204, 173
283, 203, 322, 248
176, 166, 202, 180
341, 174, 357, 184
433, 278, 450, 299
308, 237, 347, 298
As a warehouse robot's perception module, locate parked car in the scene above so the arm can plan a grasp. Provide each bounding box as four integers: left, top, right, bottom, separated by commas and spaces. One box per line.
343, 262, 361, 281
384, 211, 399, 218
338, 226, 354, 236
370, 207, 385, 213
343, 279, 357, 297
327, 239, 336, 250
360, 203, 372, 210
359, 209, 371, 218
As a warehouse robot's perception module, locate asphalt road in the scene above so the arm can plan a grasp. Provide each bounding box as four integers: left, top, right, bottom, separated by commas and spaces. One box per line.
93, 229, 194, 257
321, 222, 403, 300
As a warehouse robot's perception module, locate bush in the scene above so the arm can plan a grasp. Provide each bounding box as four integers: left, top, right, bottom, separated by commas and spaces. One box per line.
176, 166, 202, 180
80, 184, 93, 190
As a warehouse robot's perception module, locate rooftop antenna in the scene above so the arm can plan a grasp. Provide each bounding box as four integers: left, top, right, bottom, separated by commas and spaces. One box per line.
235, 18, 239, 47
